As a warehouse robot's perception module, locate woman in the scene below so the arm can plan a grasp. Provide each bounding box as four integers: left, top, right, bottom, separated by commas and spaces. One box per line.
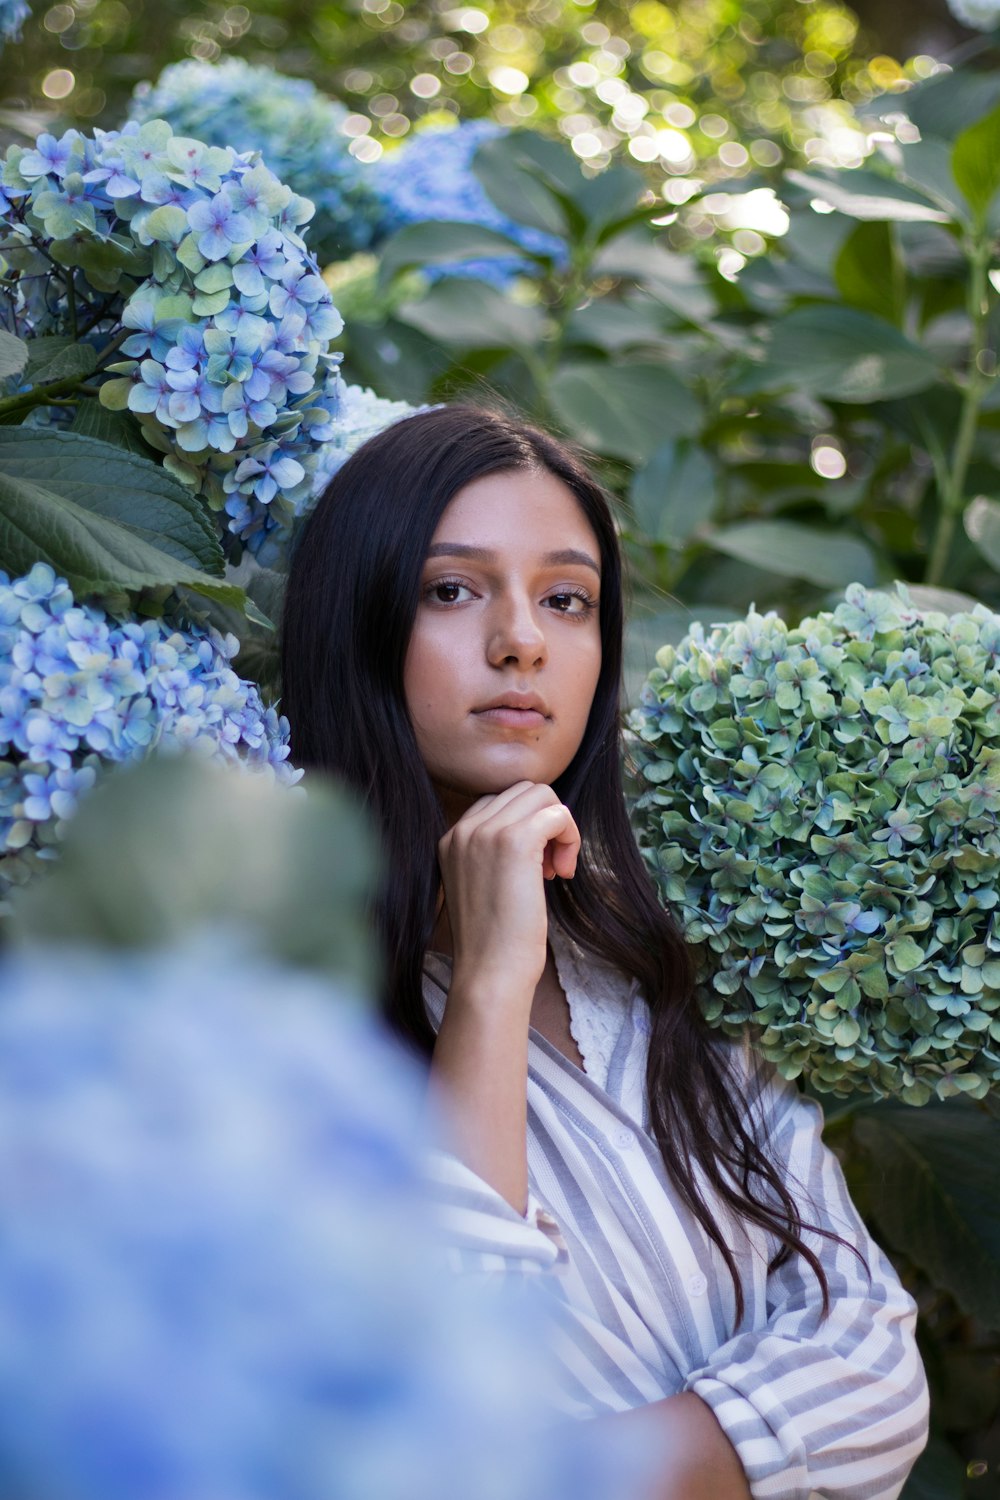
281, 404, 929, 1500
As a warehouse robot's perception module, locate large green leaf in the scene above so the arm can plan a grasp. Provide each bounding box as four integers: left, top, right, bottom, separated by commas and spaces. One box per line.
0, 329, 28, 380
952, 104, 1000, 221
24, 335, 99, 387
548, 360, 702, 462
397, 277, 545, 350
377, 220, 542, 285
11, 757, 379, 996
630, 440, 717, 545
785, 168, 953, 223
0, 429, 222, 575
834, 222, 902, 322
902, 69, 1000, 143
786, 169, 952, 225
471, 130, 574, 238
707, 520, 877, 588
745, 306, 941, 403
855, 1104, 1000, 1328
964, 494, 1000, 571
0, 435, 244, 609
594, 232, 717, 324
69, 399, 156, 457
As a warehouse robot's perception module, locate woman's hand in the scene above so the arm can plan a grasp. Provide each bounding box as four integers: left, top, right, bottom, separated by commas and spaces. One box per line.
438, 780, 581, 1011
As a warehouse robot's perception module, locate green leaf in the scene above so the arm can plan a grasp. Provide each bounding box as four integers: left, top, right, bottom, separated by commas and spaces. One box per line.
548, 360, 702, 463
593, 231, 717, 324
746, 307, 940, 403
11, 758, 380, 996
0, 432, 242, 609
706, 520, 877, 588
952, 104, 1000, 220
396, 277, 544, 349
377, 220, 539, 284
575, 162, 647, 237
69, 399, 154, 457
903, 68, 1000, 143
964, 494, 1000, 570
834, 222, 902, 322
471, 130, 574, 238
855, 1103, 1000, 1328
24, 335, 99, 388
0, 329, 28, 380
0, 429, 222, 575
630, 440, 717, 545
785, 168, 952, 224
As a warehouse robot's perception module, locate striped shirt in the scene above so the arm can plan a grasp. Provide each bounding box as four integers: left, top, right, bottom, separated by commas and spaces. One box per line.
423, 925, 929, 1500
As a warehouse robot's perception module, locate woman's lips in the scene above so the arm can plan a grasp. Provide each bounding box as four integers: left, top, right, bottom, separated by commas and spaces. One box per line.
473, 706, 548, 728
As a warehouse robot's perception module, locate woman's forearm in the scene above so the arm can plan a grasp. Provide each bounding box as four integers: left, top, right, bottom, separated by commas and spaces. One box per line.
429, 980, 532, 1214
600, 1392, 752, 1500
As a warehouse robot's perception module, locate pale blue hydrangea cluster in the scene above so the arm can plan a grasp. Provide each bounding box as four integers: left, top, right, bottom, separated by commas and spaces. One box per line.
0, 563, 298, 899
946, 0, 1000, 28
374, 120, 565, 283
308, 379, 421, 495
1, 119, 344, 555
0, 944, 653, 1500
0, 0, 28, 47
129, 58, 384, 260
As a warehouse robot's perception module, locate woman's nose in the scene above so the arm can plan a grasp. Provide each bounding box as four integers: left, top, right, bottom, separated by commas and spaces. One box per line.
486, 592, 547, 668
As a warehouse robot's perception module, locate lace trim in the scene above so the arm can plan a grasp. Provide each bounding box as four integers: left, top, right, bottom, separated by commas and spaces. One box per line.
548, 926, 635, 1090
422, 934, 637, 1091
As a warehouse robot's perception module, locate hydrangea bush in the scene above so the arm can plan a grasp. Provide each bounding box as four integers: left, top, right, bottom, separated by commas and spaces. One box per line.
0, 943, 654, 1500
374, 120, 564, 284
629, 584, 1000, 1105
1, 118, 344, 556
129, 59, 384, 261
0, 563, 297, 902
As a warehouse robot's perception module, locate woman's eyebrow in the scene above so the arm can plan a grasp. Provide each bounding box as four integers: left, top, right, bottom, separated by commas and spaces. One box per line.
426, 542, 601, 575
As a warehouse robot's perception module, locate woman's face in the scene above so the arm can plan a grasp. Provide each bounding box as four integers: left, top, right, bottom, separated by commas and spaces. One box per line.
404, 466, 604, 821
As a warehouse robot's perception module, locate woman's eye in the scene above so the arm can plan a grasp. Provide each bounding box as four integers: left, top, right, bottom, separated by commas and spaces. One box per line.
546, 591, 595, 614
428, 580, 473, 604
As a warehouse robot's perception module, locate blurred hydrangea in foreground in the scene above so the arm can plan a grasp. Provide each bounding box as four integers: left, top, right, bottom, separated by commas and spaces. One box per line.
374, 120, 565, 284
0, 562, 297, 900
129, 58, 384, 260
0, 944, 653, 1500
630, 584, 1000, 1105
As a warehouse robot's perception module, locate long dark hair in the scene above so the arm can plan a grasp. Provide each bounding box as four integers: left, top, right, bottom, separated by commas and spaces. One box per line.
281, 403, 833, 1322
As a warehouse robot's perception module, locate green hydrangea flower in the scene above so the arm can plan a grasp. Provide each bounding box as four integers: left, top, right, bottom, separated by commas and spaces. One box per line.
628, 583, 1000, 1105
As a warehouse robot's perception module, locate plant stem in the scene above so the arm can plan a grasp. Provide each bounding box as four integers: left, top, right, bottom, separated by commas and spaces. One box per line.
0, 375, 87, 419
926, 238, 993, 587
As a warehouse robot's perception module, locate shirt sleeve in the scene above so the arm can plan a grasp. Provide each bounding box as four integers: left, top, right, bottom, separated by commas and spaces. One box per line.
683, 1071, 929, 1500
423, 1147, 569, 1276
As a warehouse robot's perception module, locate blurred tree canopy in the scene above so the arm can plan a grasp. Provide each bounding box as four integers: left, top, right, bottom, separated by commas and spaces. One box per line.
0, 0, 961, 183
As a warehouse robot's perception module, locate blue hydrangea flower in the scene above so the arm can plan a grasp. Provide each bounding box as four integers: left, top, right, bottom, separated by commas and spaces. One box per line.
0, 0, 28, 48
0, 943, 656, 1500
0, 563, 299, 901
1, 118, 347, 558
374, 120, 566, 284
128, 58, 384, 259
